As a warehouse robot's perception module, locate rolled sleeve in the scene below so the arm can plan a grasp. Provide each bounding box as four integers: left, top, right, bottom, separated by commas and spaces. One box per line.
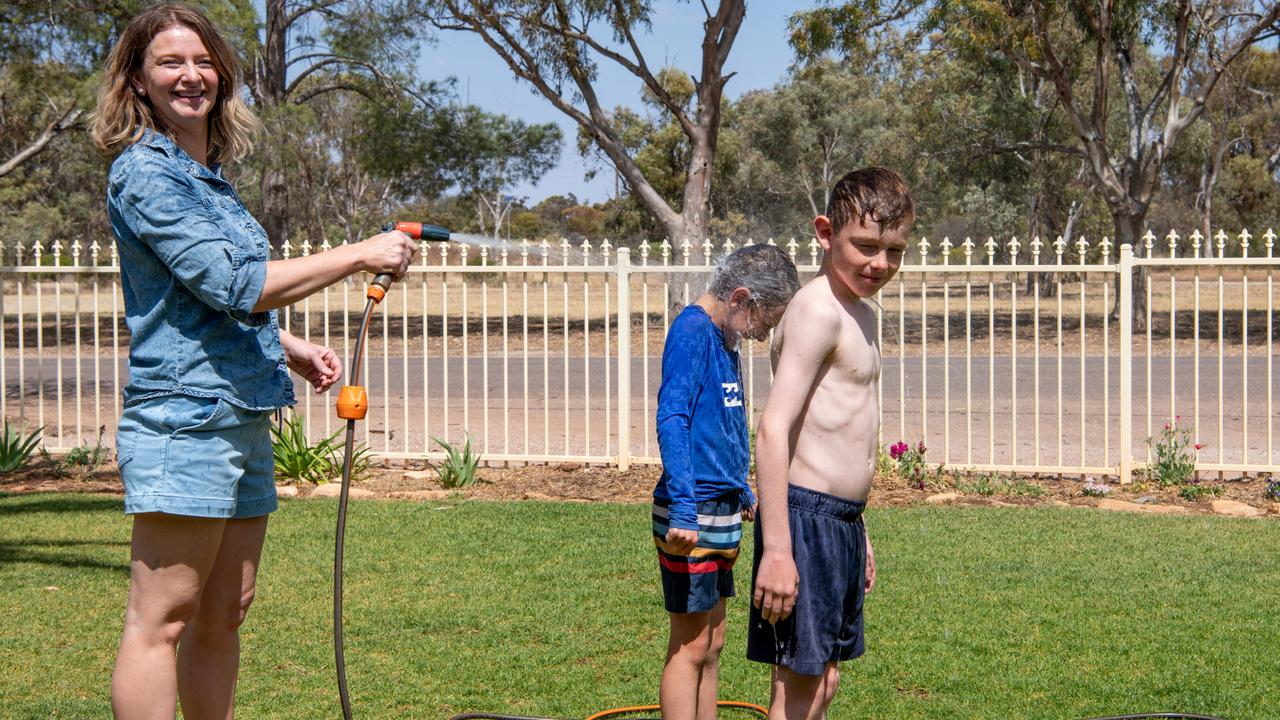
114, 157, 266, 323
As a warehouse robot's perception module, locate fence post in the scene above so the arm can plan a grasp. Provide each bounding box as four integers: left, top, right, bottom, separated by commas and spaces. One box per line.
1118, 243, 1133, 483
616, 247, 631, 470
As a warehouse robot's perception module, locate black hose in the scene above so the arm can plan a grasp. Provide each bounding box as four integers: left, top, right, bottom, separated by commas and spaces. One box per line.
335, 297, 377, 720
1079, 715, 1227, 719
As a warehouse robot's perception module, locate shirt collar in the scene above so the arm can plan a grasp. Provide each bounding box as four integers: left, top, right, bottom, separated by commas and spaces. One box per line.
138, 129, 223, 178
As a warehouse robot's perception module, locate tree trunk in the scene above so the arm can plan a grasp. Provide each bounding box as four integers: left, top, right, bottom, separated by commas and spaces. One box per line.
1110, 211, 1147, 330
257, 0, 290, 256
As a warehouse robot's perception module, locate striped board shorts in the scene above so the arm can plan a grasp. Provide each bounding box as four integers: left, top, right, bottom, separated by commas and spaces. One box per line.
652, 493, 744, 613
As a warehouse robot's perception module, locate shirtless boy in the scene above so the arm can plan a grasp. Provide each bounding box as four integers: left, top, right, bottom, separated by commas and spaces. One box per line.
747, 167, 914, 719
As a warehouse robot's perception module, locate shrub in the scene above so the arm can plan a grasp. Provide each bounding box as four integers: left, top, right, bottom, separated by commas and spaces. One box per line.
272, 413, 342, 485
0, 420, 43, 472
1177, 482, 1223, 501
1081, 477, 1113, 497
41, 427, 109, 480
889, 440, 939, 490
431, 434, 480, 489
1146, 418, 1200, 487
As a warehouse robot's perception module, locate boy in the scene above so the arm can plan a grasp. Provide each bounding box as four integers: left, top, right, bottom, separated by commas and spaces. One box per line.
654, 244, 800, 720
747, 167, 914, 719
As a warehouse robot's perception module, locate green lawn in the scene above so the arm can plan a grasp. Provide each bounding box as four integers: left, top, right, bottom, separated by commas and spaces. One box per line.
1, 493, 1278, 719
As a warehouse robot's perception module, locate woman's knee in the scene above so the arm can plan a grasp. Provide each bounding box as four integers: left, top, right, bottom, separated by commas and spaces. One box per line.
197, 582, 257, 632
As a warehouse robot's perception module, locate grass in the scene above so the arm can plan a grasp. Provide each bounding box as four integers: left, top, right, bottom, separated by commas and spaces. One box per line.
2, 494, 1279, 719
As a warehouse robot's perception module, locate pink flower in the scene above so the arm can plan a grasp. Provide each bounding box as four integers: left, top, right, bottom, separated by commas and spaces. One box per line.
917, 440, 928, 454
1164, 423, 1170, 430
1194, 443, 1204, 450
889, 441, 908, 459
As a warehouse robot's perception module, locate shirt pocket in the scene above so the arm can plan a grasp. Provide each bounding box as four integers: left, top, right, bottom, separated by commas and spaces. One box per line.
200, 192, 269, 263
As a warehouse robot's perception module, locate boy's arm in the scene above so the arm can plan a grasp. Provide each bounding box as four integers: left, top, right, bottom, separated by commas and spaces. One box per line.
752, 298, 841, 624
655, 325, 707, 538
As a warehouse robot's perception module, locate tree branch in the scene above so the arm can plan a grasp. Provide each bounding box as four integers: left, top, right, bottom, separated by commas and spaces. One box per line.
0, 105, 83, 179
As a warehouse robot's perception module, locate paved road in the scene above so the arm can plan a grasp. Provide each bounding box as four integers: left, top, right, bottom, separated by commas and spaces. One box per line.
5, 354, 1276, 468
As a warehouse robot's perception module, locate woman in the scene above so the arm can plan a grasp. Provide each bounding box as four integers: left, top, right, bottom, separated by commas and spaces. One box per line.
90, 5, 417, 717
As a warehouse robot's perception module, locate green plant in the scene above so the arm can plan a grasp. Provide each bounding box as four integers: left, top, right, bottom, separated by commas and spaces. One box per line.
0, 420, 43, 472
1081, 477, 1113, 497
1178, 482, 1223, 501
431, 434, 480, 488
1146, 417, 1201, 487
271, 413, 342, 485
41, 427, 109, 479
889, 440, 941, 490
1266, 477, 1280, 502
959, 474, 1001, 496
874, 445, 895, 478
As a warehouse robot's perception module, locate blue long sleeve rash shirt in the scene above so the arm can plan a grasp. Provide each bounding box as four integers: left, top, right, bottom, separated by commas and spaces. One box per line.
654, 304, 754, 531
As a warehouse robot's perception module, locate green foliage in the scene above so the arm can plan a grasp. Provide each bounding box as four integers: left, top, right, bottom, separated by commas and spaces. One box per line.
888, 440, 944, 490
1145, 418, 1200, 487
431, 434, 480, 489
0, 420, 42, 472
958, 473, 1048, 498
1178, 482, 1223, 502
41, 427, 109, 480
270, 413, 372, 485
1266, 477, 1280, 502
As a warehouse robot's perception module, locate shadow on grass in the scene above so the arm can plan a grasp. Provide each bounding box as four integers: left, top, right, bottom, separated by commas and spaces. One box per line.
0, 493, 123, 515
0, 538, 129, 575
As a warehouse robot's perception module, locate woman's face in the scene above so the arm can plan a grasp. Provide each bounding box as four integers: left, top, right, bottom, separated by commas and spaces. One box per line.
134, 25, 219, 144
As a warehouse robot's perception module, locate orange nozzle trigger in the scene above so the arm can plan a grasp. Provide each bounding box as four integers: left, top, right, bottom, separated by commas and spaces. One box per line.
336, 385, 368, 420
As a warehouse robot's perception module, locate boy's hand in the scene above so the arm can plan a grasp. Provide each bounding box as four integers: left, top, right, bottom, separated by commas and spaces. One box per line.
753, 550, 799, 623
742, 503, 757, 522
666, 527, 698, 555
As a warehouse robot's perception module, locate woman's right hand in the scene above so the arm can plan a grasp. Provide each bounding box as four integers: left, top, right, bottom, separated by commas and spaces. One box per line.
358, 230, 419, 279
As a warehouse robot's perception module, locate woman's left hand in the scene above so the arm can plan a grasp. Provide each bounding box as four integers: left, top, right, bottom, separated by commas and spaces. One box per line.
281, 330, 342, 393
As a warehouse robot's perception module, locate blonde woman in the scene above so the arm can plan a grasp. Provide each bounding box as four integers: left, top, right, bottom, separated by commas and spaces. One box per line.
92, 5, 417, 717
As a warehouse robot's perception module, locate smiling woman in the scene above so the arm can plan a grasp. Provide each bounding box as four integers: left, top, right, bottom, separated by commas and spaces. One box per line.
87, 5, 420, 719
132, 26, 220, 163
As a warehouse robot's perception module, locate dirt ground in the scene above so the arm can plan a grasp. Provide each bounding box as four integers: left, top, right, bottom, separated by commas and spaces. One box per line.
3, 459, 1277, 517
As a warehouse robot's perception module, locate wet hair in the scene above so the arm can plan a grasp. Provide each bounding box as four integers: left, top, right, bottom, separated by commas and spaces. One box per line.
708, 244, 800, 310
91, 3, 260, 162
826, 167, 915, 235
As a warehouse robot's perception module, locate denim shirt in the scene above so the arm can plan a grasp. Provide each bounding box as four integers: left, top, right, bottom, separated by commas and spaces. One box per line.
107, 131, 294, 410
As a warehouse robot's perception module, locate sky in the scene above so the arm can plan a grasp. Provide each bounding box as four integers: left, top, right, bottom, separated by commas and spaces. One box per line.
416, 3, 800, 205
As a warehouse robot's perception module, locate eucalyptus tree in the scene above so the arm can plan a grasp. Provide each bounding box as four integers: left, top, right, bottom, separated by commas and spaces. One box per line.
448, 105, 562, 241
430, 0, 747, 243
245, 0, 449, 252
791, 0, 1280, 321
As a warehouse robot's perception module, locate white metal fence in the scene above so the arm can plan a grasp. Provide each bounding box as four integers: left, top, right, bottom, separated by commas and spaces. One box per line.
1, 229, 1276, 480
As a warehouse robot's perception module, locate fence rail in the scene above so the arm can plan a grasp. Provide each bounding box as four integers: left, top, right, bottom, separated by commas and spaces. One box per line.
1, 229, 1276, 481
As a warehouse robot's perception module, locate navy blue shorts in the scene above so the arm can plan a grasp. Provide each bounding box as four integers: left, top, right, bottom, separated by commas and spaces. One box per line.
653, 493, 744, 614
746, 485, 866, 675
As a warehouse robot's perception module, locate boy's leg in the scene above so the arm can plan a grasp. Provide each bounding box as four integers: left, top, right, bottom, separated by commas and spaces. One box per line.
176, 515, 268, 720
112, 513, 227, 720
694, 600, 728, 720
661, 601, 727, 720
768, 662, 841, 720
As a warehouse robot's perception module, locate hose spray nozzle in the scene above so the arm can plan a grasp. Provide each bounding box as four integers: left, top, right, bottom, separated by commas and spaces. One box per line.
366, 221, 453, 302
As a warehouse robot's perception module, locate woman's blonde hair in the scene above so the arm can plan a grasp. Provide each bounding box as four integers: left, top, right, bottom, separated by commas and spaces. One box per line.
91, 3, 261, 163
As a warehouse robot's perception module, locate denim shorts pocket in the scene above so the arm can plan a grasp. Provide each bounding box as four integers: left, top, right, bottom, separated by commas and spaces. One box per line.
162, 395, 227, 435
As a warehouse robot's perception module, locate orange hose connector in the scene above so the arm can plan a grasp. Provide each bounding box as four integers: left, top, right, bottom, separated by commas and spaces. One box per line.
336, 385, 368, 420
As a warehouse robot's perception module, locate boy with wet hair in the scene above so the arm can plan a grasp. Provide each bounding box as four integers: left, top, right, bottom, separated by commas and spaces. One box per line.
654, 243, 800, 720
747, 167, 914, 719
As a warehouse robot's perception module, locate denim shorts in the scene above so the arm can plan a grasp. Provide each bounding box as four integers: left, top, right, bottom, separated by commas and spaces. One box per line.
116, 394, 278, 518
